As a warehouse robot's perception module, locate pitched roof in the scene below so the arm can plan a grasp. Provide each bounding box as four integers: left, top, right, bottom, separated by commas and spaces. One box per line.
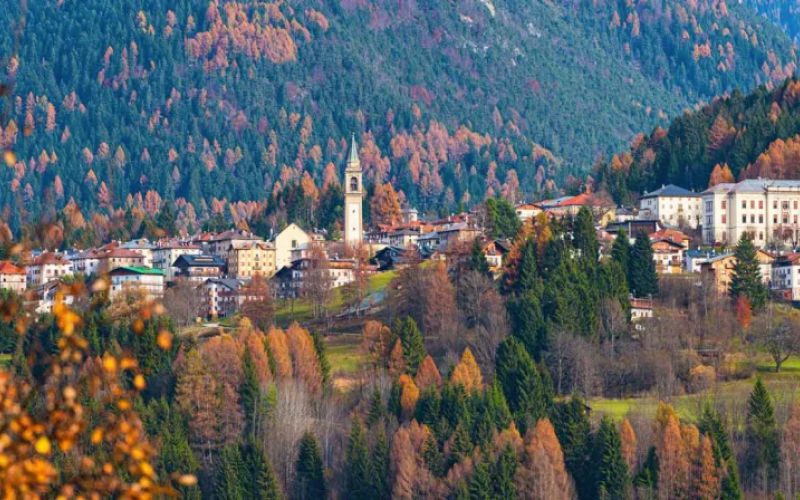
347, 134, 360, 166
31, 252, 70, 266
109, 266, 164, 276
174, 254, 226, 268
0, 261, 25, 275
641, 184, 699, 198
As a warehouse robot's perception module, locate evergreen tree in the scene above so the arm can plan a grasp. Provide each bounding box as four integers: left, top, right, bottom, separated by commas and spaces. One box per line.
730, 234, 768, 311
553, 398, 593, 500
468, 455, 493, 500
366, 388, 384, 426
492, 445, 518, 499
611, 229, 631, 279
591, 417, 630, 499
495, 337, 550, 430
345, 419, 371, 500
629, 232, 658, 297
507, 291, 546, 359
467, 237, 490, 275
240, 349, 261, 439
395, 316, 426, 374
369, 430, 390, 498
241, 440, 282, 500
634, 446, 659, 495
573, 206, 599, 261
744, 378, 779, 492
486, 198, 521, 239
215, 444, 246, 500
423, 433, 446, 477
698, 405, 743, 500
310, 329, 331, 388
295, 432, 326, 500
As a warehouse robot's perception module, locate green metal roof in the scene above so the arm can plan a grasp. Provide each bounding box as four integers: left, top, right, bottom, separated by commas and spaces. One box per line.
110, 266, 164, 276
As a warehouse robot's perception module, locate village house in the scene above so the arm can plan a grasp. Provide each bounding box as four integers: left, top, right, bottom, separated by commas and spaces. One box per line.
206, 230, 263, 262
538, 192, 616, 224
436, 222, 482, 251
173, 254, 226, 283
483, 239, 511, 274
0, 261, 26, 294
202, 278, 244, 318
273, 223, 311, 271
651, 239, 686, 274
70, 249, 103, 276
26, 252, 72, 287
118, 239, 154, 267
515, 203, 542, 222
639, 184, 701, 229
273, 257, 356, 299
684, 249, 722, 274
108, 266, 165, 301
630, 297, 654, 321
33, 280, 76, 314
387, 228, 420, 248
151, 243, 202, 281
227, 241, 276, 279
96, 248, 148, 275
700, 250, 774, 295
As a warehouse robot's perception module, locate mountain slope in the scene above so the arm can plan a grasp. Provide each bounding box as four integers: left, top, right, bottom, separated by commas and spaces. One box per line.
0, 0, 796, 230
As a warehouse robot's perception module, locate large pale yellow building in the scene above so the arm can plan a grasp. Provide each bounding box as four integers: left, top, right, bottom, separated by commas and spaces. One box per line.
228, 241, 276, 279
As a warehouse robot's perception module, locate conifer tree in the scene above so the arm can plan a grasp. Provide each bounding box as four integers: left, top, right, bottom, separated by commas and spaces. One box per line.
495, 337, 550, 429
730, 234, 768, 310
370, 430, 390, 498
591, 417, 630, 499
629, 232, 658, 297
611, 229, 631, 278
295, 432, 326, 500
366, 388, 384, 426
744, 378, 779, 492
492, 445, 518, 499
310, 329, 330, 388
241, 440, 282, 500
634, 446, 659, 495
698, 405, 742, 500
240, 349, 261, 439
553, 398, 593, 500
395, 316, 426, 374
573, 206, 599, 261
345, 419, 371, 500
468, 237, 490, 275
468, 455, 493, 499
215, 444, 246, 500
423, 433, 445, 477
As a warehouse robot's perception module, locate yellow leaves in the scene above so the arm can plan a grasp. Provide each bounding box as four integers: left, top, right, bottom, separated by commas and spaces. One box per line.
34, 437, 51, 455
133, 374, 146, 391
102, 355, 118, 373
398, 374, 419, 419
91, 429, 103, 445
178, 474, 198, 486
2, 150, 15, 167
449, 348, 483, 392
156, 330, 173, 351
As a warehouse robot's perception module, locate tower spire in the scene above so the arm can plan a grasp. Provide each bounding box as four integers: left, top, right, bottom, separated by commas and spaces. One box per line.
347, 133, 360, 167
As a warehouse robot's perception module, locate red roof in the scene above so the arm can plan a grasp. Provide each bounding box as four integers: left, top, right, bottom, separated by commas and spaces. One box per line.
31, 252, 70, 266
0, 261, 25, 275
650, 228, 688, 244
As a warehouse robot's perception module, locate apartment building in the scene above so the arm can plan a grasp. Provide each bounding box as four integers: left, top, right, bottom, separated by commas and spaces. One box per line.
227, 241, 276, 279
108, 266, 165, 301
639, 184, 701, 229
26, 252, 72, 287
0, 261, 26, 294
701, 179, 800, 247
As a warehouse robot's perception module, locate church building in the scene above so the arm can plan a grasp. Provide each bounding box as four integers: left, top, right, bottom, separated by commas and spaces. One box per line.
344, 135, 363, 245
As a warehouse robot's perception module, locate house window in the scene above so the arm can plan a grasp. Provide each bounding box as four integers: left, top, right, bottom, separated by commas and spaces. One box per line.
751, 215, 755, 223
742, 215, 747, 224
291, 239, 297, 248
759, 200, 764, 209
721, 200, 726, 209
784, 201, 790, 210
775, 201, 779, 209
350, 176, 358, 192
759, 215, 764, 223
742, 200, 747, 209
751, 200, 755, 209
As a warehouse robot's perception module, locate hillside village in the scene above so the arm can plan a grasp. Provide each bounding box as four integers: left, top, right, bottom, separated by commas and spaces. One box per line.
4, 136, 800, 321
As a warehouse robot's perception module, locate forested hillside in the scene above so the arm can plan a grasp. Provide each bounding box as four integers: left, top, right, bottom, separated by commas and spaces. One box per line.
745, 0, 800, 43
597, 78, 800, 204
0, 0, 797, 231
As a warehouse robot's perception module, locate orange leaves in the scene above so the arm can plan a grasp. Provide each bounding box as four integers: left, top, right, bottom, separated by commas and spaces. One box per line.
398, 374, 420, 419
370, 182, 402, 227
449, 348, 483, 392
708, 162, 735, 187
414, 355, 442, 390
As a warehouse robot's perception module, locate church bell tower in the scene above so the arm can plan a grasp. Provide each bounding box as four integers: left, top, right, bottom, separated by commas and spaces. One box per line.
344, 134, 363, 245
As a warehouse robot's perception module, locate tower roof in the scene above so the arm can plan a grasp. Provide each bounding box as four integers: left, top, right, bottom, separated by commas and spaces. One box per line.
347, 134, 360, 167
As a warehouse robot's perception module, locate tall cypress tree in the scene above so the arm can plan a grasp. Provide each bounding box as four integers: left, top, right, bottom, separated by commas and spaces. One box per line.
744, 378, 779, 492
591, 417, 630, 499
629, 232, 658, 297
730, 234, 768, 311
295, 432, 326, 500
345, 419, 371, 500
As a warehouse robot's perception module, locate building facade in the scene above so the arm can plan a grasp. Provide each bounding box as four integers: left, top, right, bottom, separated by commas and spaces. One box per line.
227, 241, 276, 279
639, 184, 701, 229
701, 179, 800, 248
344, 135, 363, 245
108, 266, 165, 301
0, 261, 26, 294
274, 223, 310, 271
26, 252, 72, 287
